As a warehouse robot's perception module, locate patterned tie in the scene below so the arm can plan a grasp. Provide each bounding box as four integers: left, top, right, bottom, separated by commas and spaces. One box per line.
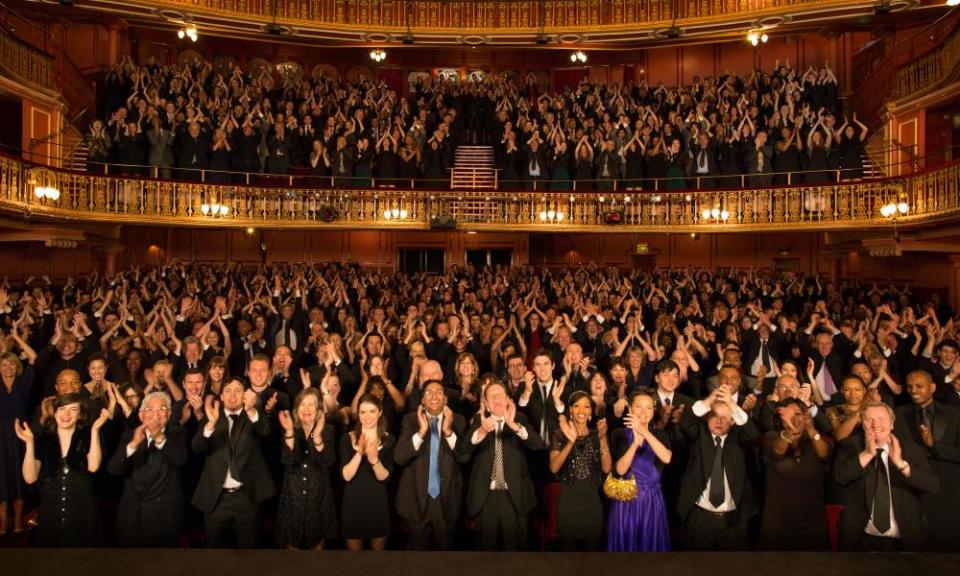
491, 424, 507, 490
428, 417, 441, 499
761, 339, 771, 370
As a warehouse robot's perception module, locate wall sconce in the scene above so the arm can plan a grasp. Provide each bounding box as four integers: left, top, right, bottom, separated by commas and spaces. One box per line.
383, 207, 408, 220
178, 25, 198, 42
747, 31, 769, 46
701, 207, 730, 222
34, 185, 61, 201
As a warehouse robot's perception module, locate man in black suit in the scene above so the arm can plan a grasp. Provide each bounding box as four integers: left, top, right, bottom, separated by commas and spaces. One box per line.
687, 131, 720, 189
652, 360, 695, 532
395, 380, 469, 550
896, 370, 960, 551
741, 313, 784, 396
921, 338, 960, 390
191, 378, 276, 548
176, 121, 210, 181
678, 385, 759, 551
108, 391, 187, 547
458, 381, 546, 550
833, 401, 940, 551
522, 137, 549, 190
802, 321, 852, 405
517, 349, 568, 445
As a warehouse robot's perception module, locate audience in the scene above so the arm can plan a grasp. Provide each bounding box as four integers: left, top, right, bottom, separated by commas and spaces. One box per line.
0, 262, 957, 551
88, 56, 868, 190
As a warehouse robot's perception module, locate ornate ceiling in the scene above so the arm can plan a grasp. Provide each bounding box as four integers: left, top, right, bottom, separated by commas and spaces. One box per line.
21, 0, 946, 47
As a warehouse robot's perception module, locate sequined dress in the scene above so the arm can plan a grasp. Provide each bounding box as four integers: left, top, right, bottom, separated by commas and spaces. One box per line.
553, 430, 604, 545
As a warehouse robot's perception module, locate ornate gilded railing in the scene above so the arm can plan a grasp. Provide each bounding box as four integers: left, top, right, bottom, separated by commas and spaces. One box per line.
3, 154, 959, 232
0, 27, 52, 90
896, 21, 960, 100
135, 0, 862, 32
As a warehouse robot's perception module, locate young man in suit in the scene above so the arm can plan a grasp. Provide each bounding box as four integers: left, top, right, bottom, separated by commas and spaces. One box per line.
678, 385, 759, 551
394, 380, 469, 550
458, 380, 546, 550
108, 391, 187, 547
896, 370, 960, 551
191, 378, 276, 548
833, 401, 940, 551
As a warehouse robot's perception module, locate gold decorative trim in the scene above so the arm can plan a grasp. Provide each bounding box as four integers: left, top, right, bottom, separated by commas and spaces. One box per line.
3, 155, 958, 234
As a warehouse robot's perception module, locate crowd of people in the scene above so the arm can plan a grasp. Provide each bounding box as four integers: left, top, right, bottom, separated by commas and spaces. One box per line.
85, 54, 870, 191
1, 262, 957, 552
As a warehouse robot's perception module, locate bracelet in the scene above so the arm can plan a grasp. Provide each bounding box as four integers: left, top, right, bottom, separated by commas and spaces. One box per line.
284, 435, 295, 439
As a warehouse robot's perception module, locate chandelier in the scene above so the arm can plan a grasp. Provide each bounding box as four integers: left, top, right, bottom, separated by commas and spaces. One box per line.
570, 50, 587, 63
370, 49, 387, 63
178, 25, 198, 42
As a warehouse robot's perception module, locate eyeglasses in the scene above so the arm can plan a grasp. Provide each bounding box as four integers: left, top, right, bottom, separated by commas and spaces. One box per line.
140, 407, 169, 414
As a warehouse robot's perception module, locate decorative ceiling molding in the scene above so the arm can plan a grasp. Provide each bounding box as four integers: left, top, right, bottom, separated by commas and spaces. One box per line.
42, 0, 938, 47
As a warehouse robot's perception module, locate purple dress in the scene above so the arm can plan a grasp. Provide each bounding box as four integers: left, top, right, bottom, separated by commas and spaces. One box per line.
607, 427, 671, 551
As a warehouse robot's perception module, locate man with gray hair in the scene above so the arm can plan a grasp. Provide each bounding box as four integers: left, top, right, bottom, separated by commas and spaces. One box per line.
108, 391, 188, 547
833, 401, 940, 551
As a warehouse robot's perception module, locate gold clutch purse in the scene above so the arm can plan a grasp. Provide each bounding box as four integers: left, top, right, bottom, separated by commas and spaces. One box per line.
603, 473, 638, 502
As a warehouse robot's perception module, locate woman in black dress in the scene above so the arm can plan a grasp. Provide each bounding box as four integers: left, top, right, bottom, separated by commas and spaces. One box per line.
398, 135, 421, 188
573, 137, 594, 191
308, 139, 331, 187
0, 345, 36, 536
549, 391, 611, 550
275, 388, 338, 550
375, 134, 399, 188
15, 393, 110, 547
760, 398, 831, 550
834, 114, 869, 181
773, 125, 803, 185
340, 393, 395, 550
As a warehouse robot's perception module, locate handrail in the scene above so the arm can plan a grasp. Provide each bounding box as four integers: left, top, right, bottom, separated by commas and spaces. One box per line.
4, 149, 959, 232
0, 22, 52, 90
13, 140, 951, 193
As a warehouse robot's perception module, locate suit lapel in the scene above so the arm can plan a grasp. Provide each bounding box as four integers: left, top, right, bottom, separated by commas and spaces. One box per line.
933, 404, 947, 442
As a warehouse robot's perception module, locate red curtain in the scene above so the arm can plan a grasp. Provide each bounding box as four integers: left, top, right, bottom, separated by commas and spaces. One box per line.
377, 67, 406, 95
554, 67, 588, 92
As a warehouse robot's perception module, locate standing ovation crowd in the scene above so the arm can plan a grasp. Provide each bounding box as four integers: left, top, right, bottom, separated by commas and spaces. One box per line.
0, 262, 957, 552
87, 54, 868, 190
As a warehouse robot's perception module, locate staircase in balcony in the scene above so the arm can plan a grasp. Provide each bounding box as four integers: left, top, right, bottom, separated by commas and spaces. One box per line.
450, 146, 497, 190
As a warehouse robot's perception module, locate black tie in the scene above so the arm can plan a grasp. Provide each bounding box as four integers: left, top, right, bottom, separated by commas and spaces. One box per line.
663, 396, 671, 407
709, 435, 725, 507
760, 339, 771, 370
282, 321, 290, 347
873, 448, 891, 533
228, 414, 240, 478
921, 405, 934, 431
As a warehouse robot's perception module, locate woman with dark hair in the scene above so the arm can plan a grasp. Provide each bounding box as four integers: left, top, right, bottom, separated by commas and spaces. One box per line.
14, 393, 110, 546
606, 387, 672, 551
0, 348, 35, 536
275, 388, 338, 550
205, 355, 229, 397
549, 390, 611, 550
760, 398, 831, 550
340, 393, 395, 550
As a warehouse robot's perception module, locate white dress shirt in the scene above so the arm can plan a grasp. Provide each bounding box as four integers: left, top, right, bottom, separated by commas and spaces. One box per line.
865, 444, 900, 538
696, 433, 736, 513
411, 412, 458, 452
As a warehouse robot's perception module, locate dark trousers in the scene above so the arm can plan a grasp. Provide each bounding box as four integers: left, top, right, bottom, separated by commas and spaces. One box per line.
683, 507, 748, 551
407, 497, 454, 550
476, 490, 527, 551
858, 533, 904, 552
204, 490, 258, 548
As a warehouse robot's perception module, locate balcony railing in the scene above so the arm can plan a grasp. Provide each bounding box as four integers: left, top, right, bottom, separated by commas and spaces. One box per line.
0, 26, 52, 90
4, 152, 959, 232
134, 0, 861, 32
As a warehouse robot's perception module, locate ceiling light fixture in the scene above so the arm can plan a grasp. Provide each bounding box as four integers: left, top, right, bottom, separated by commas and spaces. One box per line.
178, 25, 198, 42
570, 50, 587, 63
370, 49, 387, 63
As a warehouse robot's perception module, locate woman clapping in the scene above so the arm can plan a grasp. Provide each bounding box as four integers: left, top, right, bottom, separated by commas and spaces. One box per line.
15, 396, 110, 546
275, 389, 337, 550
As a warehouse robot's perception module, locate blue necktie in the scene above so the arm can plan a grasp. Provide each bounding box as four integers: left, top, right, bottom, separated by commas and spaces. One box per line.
428, 417, 441, 499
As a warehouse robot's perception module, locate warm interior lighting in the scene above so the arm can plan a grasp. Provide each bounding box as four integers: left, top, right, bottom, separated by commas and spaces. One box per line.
178, 25, 198, 42
570, 50, 587, 63
200, 203, 210, 215
949, 0, 960, 7
370, 49, 387, 63
34, 185, 60, 201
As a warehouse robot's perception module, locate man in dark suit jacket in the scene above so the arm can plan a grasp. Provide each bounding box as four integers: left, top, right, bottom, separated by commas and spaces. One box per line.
522, 137, 549, 190
802, 324, 851, 405
394, 380, 469, 550
678, 386, 759, 550
896, 370, 960, 551
652, 360, 696, 531
833, 401, 940, 551
686, 132, 720, 189
457, 381, 545, 550
108, 391, 187, 547
741, 319, 785, 395
191, 378, 276, 548
176, 121, 210, 181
